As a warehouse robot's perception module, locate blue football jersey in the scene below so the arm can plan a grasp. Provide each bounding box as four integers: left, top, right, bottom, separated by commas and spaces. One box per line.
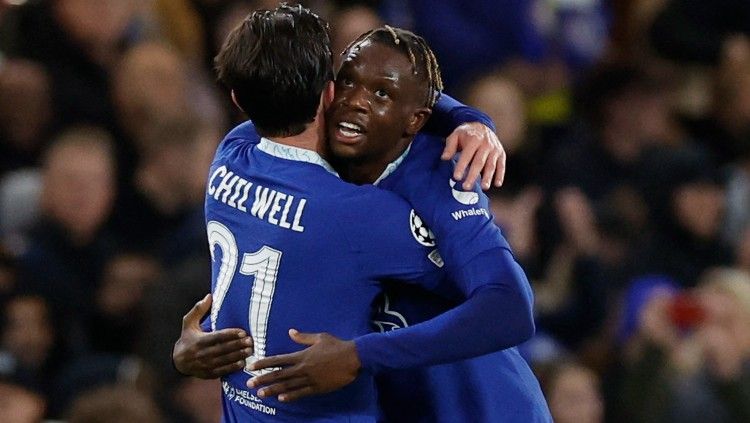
374, 134, 552, 422
206, 122, 442, 422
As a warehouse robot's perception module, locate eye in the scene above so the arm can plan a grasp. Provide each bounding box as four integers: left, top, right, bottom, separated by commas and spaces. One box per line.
340, 78, 354, 87
375, 89, 389, 99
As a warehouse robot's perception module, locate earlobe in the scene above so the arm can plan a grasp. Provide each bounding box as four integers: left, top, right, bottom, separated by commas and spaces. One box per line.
406, 108, 432, 136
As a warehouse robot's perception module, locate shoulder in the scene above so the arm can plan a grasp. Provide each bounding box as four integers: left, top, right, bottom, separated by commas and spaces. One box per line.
215, 121, 261, 157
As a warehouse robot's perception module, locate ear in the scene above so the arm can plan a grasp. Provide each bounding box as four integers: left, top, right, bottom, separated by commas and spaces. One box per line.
405, 107, 432, 136
322, 80, 335, 109
230, 90, 245, 113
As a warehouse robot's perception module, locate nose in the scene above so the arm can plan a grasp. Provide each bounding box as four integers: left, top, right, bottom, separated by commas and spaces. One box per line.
343, 86, 369, 113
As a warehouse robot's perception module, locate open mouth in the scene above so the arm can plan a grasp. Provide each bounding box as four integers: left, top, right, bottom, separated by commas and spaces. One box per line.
336, 121, 365, 138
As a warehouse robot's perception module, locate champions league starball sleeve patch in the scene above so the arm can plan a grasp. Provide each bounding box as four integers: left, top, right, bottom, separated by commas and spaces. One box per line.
410, 209, 437, 247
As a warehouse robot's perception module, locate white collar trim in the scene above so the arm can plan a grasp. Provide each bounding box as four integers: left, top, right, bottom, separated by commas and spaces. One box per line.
373, 143, 412, 186
258, 137, 339, 177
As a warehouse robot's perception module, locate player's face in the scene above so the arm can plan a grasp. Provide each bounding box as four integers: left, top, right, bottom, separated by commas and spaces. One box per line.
327, 40, 427, 163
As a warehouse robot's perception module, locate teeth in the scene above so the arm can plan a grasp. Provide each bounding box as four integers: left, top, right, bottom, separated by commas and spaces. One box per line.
339, 122, 362, 132
339, 128, 360, 138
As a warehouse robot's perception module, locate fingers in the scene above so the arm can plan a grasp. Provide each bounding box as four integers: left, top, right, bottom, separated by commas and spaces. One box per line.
494, 143, 506, 187
196, 336, 253, 360
247, 366, 299, 389
182, 294, 212, 329
197, 329, 250, 348
480, 150, 499, 191
462, 147, 489, 190
249, 351, 301, 371
257, 378, 311, 400
453, 141, 478, 182
288, 329, 319, 346
278, 386, 316, 402
211, 360, 248, 378
210, 348, 253, 369
442, 133, 459, 160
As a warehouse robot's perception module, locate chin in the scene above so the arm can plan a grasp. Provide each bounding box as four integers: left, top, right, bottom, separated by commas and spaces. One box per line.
329, 141, 363, 161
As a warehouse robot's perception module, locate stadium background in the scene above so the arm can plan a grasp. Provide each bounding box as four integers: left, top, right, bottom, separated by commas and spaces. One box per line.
0, 0, 749, 421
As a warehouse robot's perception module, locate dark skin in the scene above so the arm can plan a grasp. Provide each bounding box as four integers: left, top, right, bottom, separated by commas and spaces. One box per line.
173, 294, 253, 378
327, 39, 432, 184
244, 39, 442, 401
173, 33, 507, 399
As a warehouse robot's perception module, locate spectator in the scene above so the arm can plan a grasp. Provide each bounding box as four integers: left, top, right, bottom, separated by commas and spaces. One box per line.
0, 59, 52, 173
89, 252, 161, 355
538, 360, 604, 423
633, 147, 732, 287
3, 0, 141, 132
18, 126, 117, 354
650, 0, 750, 65
617, 268, 750, 422
0, 296, 56, 396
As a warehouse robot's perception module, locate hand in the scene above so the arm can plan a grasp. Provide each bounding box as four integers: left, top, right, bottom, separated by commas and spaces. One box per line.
246, 329, 361, 402
639, 290, 679, 351
173, 294, 253, 379
441, 122, 506, 190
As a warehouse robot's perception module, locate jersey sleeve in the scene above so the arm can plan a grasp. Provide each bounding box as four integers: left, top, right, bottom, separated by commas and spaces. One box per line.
354, 247, 535, 372
422, 93, 496, 137
400, 145, 510, 275
339, 188, 443, 287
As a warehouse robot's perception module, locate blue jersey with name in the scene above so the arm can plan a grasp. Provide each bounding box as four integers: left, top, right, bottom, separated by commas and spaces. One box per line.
374, 134, 552, 422
206, 122, 442, 422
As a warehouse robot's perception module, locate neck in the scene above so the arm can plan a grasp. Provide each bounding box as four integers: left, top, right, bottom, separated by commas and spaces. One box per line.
339, 136, 412, 185
265, 116, 328, 159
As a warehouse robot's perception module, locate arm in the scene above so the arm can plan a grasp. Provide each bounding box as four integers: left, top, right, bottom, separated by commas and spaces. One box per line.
426, 93, 506, 189
246, 247, 534, 400
424, 93, 495, 136
246, 153, 531, 399
355, 247, 534, 372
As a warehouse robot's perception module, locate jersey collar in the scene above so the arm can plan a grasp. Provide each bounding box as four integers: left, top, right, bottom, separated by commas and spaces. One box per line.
373, 142, 412, 186
258, 137, 339, 177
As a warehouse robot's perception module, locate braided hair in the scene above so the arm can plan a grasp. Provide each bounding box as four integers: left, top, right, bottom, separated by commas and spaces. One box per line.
342, 25, 443, 108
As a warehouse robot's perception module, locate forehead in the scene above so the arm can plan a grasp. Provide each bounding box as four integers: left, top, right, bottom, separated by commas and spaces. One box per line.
339, 39, 413, 78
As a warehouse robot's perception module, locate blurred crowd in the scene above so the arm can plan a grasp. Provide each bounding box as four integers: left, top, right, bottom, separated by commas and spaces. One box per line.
0, 0, 749, 422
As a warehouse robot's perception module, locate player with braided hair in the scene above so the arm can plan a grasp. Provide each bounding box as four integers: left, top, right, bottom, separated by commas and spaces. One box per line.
247, 25, 552, 422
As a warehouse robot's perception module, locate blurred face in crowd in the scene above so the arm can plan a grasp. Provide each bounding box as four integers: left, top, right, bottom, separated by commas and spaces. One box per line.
0, 60, 52, 150
53, 0, 136, 54
601, 89, 667, 164
330, 6, 382, 68
672, 182, 725, 240
136, 121, 218, 214
547, 365, 604, 423
97, 254, 160, 318
112, 43, 190, 146
0, 383, 46, 423
466, 75, 527, 154
41, 130, 115, 243
1, 296, 54, 370
699, 280, 750, 355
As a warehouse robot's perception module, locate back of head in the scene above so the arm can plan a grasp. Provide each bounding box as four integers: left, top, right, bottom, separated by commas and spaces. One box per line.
215, 3, 332, 137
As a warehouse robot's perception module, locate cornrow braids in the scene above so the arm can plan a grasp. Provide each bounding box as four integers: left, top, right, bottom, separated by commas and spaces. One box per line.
341, 26, 444, 108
